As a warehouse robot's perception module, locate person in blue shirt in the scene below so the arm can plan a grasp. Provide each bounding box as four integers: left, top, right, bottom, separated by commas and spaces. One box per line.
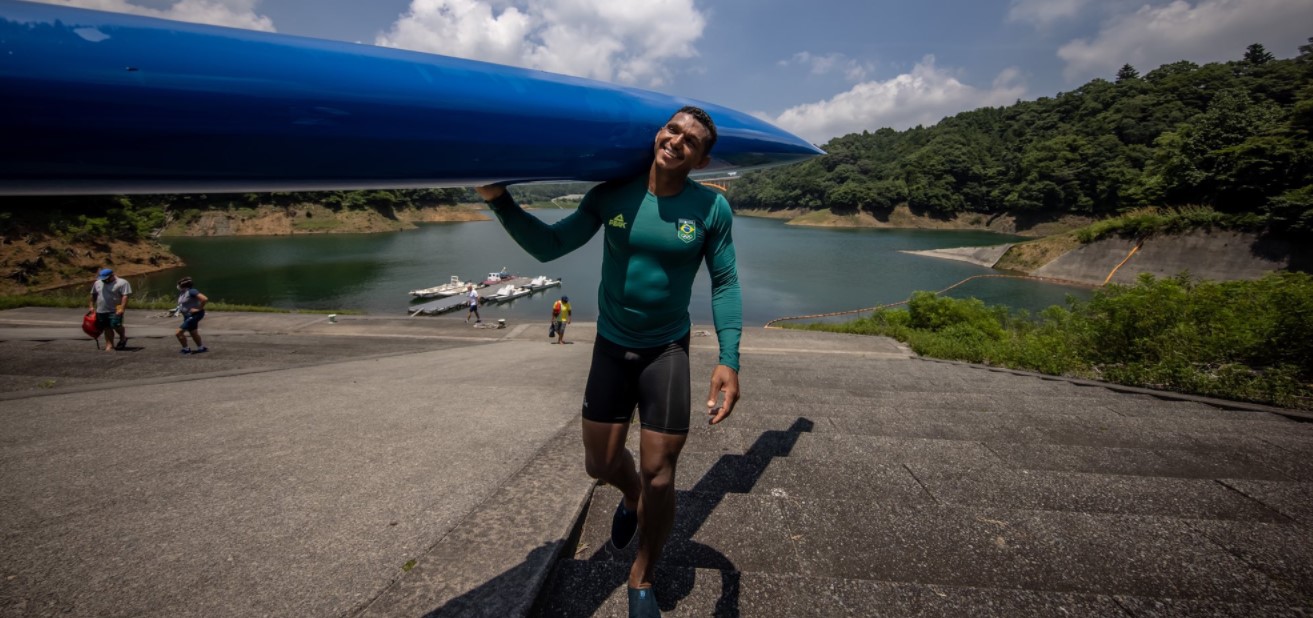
477, 106, 741, 617
174, 276, 209, 354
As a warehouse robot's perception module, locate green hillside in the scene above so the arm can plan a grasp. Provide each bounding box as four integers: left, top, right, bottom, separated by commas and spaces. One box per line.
730, 42, 1313, 237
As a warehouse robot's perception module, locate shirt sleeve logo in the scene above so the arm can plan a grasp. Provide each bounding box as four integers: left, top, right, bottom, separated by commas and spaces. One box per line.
677, 219, 697, 243
608, 214, 627, 229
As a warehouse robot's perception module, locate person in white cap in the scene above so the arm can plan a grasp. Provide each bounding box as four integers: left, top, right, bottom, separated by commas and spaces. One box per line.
89, 268, 131, 351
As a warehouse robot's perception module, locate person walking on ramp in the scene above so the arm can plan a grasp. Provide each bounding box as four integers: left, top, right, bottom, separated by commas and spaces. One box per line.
551, 295, 572, 344
89, 268, 131, 351
477, 106, 741, 618
465, 284, 482, 324
174, 276, 209, 354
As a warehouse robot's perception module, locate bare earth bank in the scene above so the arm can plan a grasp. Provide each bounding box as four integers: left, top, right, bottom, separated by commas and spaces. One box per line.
2, 204, 489, 294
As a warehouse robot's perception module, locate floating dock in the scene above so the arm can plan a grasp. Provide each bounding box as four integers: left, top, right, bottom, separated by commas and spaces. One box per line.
408, 277, 560, 316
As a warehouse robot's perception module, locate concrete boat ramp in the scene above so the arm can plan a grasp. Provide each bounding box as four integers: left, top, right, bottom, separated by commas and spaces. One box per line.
0, 307, 1309, 617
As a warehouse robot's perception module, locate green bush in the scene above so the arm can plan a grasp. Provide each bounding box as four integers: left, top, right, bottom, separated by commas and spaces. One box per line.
792, 272, 1313, 409
1073, 206, 1250, 243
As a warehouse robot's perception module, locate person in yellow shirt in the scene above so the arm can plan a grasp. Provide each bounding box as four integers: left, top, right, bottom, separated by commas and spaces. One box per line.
551, 295, 572, 344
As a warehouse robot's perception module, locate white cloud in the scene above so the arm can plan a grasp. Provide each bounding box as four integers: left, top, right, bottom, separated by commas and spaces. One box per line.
779, 52, 873, 82
1058, 0, 1313, 81
1007, 0, 1090, 28
29, 0, 275, 31
376, 0, 706, 87
772, 57, 1027, 144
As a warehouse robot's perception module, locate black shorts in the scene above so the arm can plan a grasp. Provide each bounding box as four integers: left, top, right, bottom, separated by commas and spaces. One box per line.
582, 333, 691, 434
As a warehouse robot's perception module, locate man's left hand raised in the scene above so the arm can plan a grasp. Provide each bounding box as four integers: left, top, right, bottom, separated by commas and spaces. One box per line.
706, 364, 739, 425
475, 185, 506, 201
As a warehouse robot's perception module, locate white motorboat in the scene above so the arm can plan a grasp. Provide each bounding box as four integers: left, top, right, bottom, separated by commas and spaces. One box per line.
489, 284, 531, 303
526, 276, 562, 292
409, 275, 471, 300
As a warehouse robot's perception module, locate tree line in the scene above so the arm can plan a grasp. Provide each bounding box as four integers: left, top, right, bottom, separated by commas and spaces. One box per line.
729, 41, 1313, 236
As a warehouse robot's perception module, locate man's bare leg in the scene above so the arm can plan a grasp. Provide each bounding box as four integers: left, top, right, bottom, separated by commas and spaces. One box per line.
630, 428, 686, 588
582, 419, 641, 510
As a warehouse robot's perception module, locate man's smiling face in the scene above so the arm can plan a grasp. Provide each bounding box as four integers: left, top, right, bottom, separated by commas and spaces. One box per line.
653, 112, 712, 176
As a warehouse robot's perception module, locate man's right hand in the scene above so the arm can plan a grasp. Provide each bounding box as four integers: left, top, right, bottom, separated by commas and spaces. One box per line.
475, 185, 506, 201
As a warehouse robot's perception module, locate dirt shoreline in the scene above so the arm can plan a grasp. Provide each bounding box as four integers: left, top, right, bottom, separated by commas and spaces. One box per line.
735, 205, 1094, 238
2, 204, 490, 295
163, 203, 489, 236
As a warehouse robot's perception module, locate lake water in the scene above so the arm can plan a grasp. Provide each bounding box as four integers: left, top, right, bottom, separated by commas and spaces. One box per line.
143, 210, 1092, 326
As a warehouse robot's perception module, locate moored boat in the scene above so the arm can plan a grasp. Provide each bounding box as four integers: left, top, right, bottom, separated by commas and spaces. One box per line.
409, 275, 471, 300
488, 284, 531, 303
526, 276, 562, 292
480, 268, 515, 286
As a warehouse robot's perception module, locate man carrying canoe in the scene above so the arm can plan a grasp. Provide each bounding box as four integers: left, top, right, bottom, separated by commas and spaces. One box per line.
477, 106, 741, 618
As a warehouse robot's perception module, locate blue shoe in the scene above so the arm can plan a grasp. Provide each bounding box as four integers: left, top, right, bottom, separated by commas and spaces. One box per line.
611, 498, 638, 550
628, 587, 660, 618
179, 348, 191, 355
194, 346, 208, 354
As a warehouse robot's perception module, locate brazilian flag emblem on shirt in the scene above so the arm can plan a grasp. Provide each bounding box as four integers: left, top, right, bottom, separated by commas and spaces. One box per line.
677, 219, 697, 243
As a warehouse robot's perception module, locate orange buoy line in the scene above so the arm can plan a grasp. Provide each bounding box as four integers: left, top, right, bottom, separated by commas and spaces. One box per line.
1103, 240, 1144, 285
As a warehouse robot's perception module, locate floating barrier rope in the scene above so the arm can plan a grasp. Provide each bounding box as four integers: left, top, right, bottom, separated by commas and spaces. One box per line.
763, 273, 1090, 329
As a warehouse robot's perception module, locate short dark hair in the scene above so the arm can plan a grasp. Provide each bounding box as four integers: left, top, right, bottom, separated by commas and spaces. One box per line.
674, 106, 717, 156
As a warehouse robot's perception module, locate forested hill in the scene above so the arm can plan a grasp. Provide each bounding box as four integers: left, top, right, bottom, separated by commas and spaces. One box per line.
729, 42, 1313, 236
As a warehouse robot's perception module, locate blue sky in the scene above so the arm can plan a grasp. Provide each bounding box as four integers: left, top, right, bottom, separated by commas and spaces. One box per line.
32, 0, 1313, 143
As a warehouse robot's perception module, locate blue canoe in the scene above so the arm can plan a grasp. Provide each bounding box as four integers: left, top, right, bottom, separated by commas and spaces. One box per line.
0, 1, 823, 196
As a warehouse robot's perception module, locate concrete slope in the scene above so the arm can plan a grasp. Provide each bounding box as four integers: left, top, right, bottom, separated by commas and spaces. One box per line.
3, 309, 1310, 617
1034, 230, 1290, 286
0, 309, 591, 617
535, 344, 1313, 616
903, 230, 1294, 287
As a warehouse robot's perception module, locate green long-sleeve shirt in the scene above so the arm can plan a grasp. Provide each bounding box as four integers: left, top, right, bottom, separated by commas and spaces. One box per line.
487, 176, 742, 371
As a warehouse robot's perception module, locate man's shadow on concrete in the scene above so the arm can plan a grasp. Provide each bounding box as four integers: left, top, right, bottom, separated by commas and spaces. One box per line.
424, 417, 815, 617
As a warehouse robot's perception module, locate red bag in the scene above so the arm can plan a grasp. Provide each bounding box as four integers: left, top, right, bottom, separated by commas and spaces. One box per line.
82, 311, 102, 339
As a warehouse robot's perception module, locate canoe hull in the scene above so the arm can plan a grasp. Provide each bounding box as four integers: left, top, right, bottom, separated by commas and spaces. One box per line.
0, 1, 823, 196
